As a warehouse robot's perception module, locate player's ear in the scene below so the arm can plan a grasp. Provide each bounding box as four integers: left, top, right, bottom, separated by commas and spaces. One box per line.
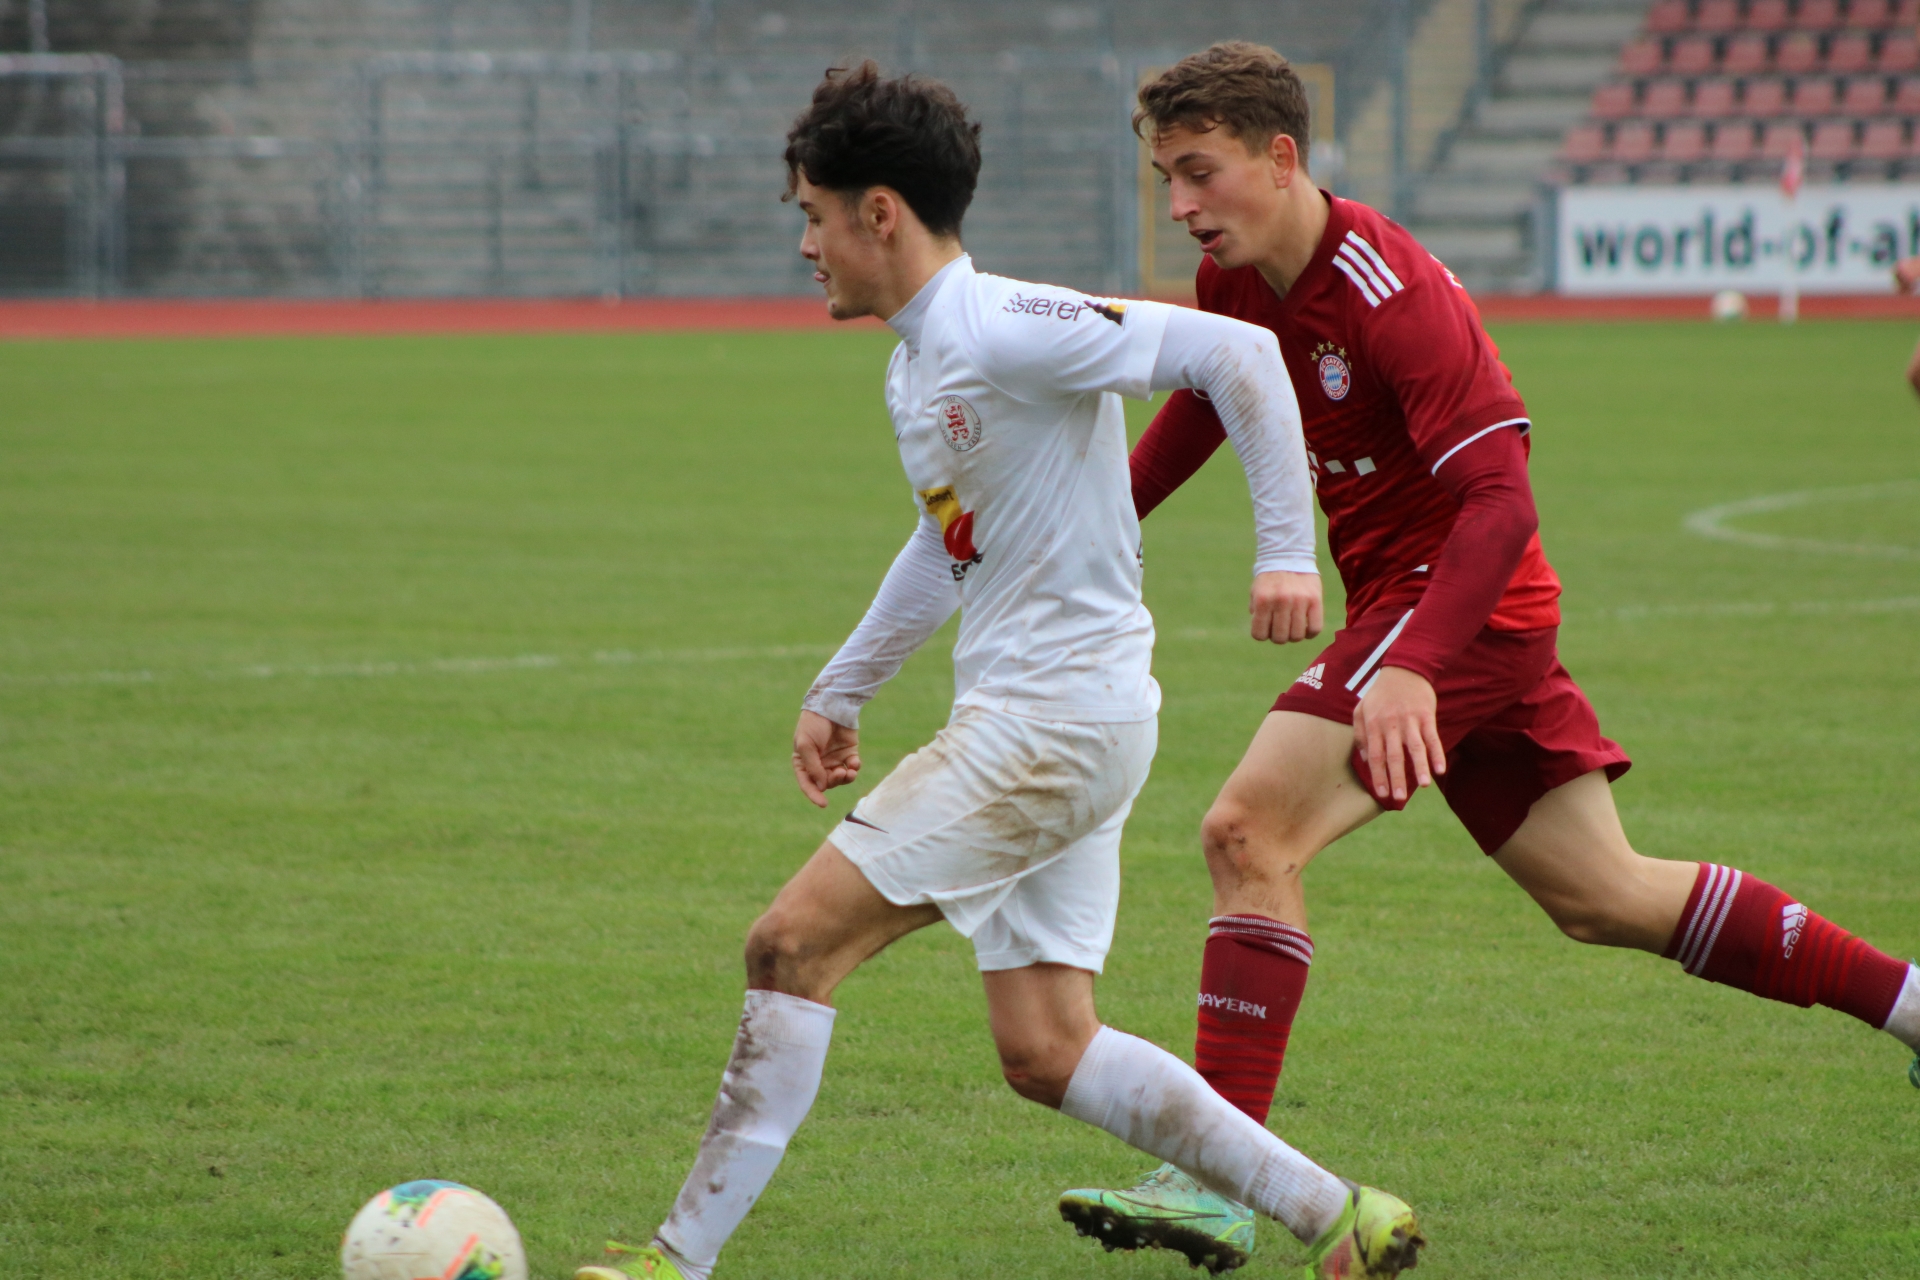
1267, 132, 1296, 187
863, 187, 899, 241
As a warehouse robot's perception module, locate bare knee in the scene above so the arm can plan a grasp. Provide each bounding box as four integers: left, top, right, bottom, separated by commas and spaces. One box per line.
995, 1038, 1079, 1108
743, 910, 826, 998
1200, 798, 1306, 884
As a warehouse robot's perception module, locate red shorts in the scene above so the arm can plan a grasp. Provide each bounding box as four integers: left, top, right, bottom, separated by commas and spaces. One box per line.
1273, 604, 1631, 855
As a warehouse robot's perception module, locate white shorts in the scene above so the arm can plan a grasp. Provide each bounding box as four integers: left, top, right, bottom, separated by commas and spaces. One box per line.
828, 707, 1156, 973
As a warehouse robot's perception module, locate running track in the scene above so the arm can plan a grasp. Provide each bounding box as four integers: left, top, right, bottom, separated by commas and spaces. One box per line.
0, 292, 1916, 339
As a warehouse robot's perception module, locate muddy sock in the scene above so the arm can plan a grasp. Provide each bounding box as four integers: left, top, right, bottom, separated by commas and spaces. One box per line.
654, 990, 836, 1275
1060, 1025, 1348, 1244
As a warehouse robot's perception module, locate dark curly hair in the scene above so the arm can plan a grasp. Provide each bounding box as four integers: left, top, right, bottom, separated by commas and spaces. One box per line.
782, 61, 982, 238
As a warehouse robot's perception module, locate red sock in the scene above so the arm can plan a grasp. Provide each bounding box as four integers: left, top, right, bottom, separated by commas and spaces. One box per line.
1664, 863, 1907, 1027
1193, 915, 1312, 1125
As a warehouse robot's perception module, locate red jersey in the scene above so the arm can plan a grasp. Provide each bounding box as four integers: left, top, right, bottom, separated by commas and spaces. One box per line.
1194, 196, 1561, 633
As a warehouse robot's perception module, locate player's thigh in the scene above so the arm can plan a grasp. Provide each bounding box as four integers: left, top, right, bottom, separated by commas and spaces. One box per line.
1207, 710, 1382, 867
748, 838, 943, 993
1491, 769, 1696, 950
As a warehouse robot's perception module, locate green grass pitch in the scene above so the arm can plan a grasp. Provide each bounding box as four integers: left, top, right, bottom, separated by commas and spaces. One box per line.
2, 319, 1917, 1279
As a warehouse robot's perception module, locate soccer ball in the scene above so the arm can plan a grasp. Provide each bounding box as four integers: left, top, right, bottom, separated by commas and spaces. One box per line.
341, 1180, 529, 1280
1709, 289, 1749, 321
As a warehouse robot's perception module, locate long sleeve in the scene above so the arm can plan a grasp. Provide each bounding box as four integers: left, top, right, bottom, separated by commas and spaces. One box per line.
802, 517, 961, 729
1149, 307, 1318, 576
1383, 426, 1539, 683
1131, 389, 1228, 520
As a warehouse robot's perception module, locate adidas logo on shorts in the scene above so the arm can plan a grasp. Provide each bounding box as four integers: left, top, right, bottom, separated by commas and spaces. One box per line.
1295, 662, 1326, 691
1781, 902, 1808, 959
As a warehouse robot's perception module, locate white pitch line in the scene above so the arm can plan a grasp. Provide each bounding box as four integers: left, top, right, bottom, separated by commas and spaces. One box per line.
1683, 479, 1920, 561
0, 642, 837, 690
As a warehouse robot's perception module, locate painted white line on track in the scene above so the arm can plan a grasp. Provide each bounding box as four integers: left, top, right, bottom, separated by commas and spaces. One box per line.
1683, 480, 1920, 560
0, 642, 837, 690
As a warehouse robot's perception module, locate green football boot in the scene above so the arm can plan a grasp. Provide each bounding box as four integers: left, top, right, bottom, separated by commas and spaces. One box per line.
1060, 1163, 1256, 1273
1298, 1182, 1425, 1280
576, 1241, 688, 1280
1908, 1054, 1919, 1090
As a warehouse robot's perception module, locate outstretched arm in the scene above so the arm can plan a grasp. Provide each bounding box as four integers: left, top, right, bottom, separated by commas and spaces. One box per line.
795, 517, 959, 806
1149, 306, 1323, 644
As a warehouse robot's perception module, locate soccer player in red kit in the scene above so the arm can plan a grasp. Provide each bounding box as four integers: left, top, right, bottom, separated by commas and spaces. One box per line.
1057, 41, 1920, 1274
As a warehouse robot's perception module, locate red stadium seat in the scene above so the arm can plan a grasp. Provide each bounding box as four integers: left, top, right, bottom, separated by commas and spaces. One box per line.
1794, 0, 1840, 27
1777, 32, 1823, 72
1711, 119, 1760, 160
1662, 120, 1711, 161
1828, 32, 1874, 72
1743, 77, 1791, 113
1849, 0, 1895, 27
1879, 33, 1920, 70
1793, 76, 1839, 112
1746, 0, 1791, 29
1671, 35, 1719, 73
1644, 78, 1692, 115
1620, 38, 1666, 74
1592, 81, 1638, 117
1841, 74, 1890, 112
1561, 124, 1608, 162
1810, 118, 1858, 159
1897, 0, 1920, 23
1724, 33, 1774, 72
1693, 77, 1740, 114
1697, 0, 1741, 30
1761, 120, 1808, 157
1614, 120, 1658, 162
1859, 118, 1908, 158
1646, 0, 1692, 32
1895, 75, 1920, 109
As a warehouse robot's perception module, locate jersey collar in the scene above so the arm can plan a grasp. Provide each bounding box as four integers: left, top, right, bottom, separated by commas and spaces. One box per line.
1269, 191, 1350, 315
887, 253, 972, 356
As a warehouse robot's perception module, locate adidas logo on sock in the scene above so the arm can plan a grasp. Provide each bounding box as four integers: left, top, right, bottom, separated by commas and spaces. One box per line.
1781, 902, 1808, 959
1198, 993, 1268, 1019
1295, 662, 1325, 690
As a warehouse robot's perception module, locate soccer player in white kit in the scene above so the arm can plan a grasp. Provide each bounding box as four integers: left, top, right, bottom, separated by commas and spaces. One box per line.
576, 64, 1425, 1280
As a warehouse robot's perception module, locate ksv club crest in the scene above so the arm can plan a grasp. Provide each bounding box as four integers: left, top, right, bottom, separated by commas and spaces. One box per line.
1312, 341, 1351, 401
937, 394, 984, 452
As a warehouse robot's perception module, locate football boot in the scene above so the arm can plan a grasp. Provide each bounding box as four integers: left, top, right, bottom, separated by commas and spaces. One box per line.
1908, 1053, 1919, 1090
1059, 1162, 1256, 1273
576, 1241, 688, 1280
1298, 1182, 1424, 1280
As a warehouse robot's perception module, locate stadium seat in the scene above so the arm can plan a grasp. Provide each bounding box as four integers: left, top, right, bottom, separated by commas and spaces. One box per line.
1743, 77, 1791, 114
1724, 33, 1774, 72
1879, 33, 1920, 70
1842, 75, 1889, 112
1895, 75, 1920, 109
1693, 77, 1740, 114
1644, 78, 1692, 116
1793, 0, 1840, 27
1745, 0, 1791, 29
1859, 117, 1908, 159
1592, 81, 1638, 117
1898, 0, 1920, 24
1671, 35, 1718, 73
1697, 0, 1741, 31
1711, 119, 1760, 160
1828, 32, 1874, 73
1810, 118, 1858, 160
1777, 32, 1823, 72
1761, 119, 1809, 157
1793, 76, 1839, 112
1647, 0, 1692, 33
1662, 120, 1711, 161
1850, 0, 1895, 27
1614, 120, 1658, 163
1561, 123, 1608, 162
1620, 38, 1665, 74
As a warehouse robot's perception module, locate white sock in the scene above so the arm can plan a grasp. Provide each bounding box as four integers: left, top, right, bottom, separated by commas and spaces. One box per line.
1884, 964, 1920, 1052
1059, 1025, 1349, 1244
654, 990, 837, 1277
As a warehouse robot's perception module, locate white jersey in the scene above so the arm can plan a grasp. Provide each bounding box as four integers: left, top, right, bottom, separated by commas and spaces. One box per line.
805, 254, 1317, 729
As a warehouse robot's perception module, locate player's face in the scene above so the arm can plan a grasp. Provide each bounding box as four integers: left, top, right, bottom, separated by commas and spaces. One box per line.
1151, 125, 1294, 271
795, 178, 887, 320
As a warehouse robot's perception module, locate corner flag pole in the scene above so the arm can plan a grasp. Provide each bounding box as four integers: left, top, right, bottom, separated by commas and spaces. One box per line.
1779, 131, 1803, 325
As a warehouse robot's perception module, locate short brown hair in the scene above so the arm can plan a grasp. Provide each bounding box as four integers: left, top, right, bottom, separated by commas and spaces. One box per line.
1134, 41, 1310, 169
783, 61, 982, 237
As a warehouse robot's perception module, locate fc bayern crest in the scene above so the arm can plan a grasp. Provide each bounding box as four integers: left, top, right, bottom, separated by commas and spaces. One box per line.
937, 394, 984, 451
1317, 353, 1351, 401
